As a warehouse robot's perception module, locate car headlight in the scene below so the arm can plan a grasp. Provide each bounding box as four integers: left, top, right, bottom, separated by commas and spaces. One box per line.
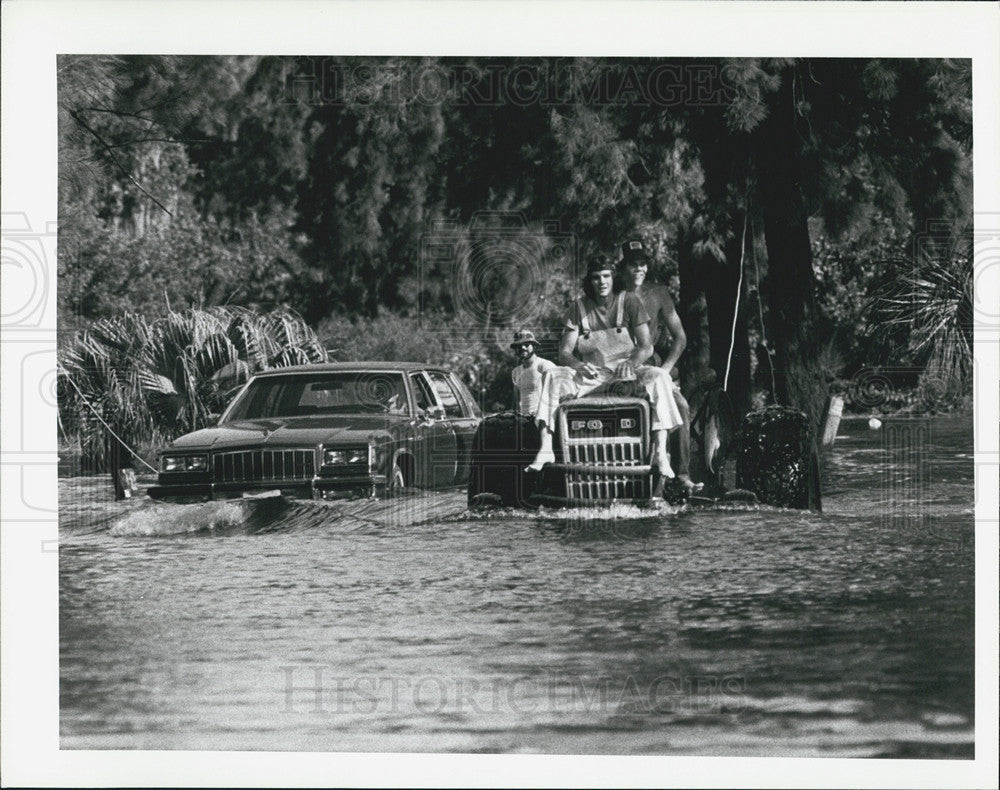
323, 445, 371, 466
161, 454, 208, 472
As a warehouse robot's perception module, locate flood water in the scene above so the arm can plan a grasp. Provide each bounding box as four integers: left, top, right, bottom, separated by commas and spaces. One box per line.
59, 415, 975, 756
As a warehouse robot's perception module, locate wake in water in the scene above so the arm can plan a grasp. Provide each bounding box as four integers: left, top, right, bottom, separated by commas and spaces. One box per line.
108, 500, 251, 537
63, 478, 766, 540
104, 495, 438, 537
61, 486, 472, 538
92, 497, 677, 538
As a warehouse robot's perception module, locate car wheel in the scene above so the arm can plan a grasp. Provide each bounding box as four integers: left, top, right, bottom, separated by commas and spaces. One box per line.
387, 460, 406, 497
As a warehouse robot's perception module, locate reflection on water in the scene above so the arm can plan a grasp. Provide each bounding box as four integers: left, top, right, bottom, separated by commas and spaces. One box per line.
59, 415, 974, 755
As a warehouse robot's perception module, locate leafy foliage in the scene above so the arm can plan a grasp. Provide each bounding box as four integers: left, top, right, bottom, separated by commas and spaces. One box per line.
57, 55, 975, 450
59, 307, 327, 466
870, 234, 973, 406
319, 309, 566, 413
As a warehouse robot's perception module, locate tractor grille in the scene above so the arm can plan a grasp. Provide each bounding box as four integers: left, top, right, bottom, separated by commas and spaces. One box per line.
212, 449, 315, 483
558, 400, 650, 501
566, 441, 649, 500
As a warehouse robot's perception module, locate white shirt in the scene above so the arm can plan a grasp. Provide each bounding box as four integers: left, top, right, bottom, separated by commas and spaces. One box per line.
512, 356, 557, 415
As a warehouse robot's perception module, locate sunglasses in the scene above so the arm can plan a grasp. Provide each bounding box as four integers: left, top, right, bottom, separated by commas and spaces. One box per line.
515, 343, 535, 350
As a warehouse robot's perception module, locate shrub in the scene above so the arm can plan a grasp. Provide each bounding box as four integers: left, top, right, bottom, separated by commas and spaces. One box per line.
870, 234, 973, 409
58, 306, 326, 470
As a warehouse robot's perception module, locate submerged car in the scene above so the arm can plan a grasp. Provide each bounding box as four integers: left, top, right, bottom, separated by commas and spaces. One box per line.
148, 362, 481, 502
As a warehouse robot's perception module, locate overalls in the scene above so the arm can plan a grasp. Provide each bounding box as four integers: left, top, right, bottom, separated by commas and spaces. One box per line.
574, 293, 635, 381
533, 294, 683, 433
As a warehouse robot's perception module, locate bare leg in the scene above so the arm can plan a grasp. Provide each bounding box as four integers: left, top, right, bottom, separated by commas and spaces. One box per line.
650, 428, 674, 478
528, 423, 555, 471
671, 393, 702, 492
672, 390, 692, 480
528, 368, 581, 471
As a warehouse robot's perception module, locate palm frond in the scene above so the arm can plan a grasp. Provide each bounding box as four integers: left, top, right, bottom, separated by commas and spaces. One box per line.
58, 306, 328, 465
870, 235, 972, 405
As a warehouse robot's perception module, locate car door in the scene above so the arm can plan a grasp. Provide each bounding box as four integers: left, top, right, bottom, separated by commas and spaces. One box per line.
427, 370, 479, 485
408, 372, 458, 488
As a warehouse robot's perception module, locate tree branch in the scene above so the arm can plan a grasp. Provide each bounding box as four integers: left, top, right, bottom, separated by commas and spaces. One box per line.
103, 136, 209, 150
68, 108, 174, 217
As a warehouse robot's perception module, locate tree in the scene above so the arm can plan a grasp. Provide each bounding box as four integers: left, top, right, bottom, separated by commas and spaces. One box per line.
58, 56, 310, 327
57, 55, 973, 425
679, 58, 971, 421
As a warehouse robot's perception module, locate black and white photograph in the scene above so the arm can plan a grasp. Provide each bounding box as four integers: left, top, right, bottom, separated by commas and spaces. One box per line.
2, 1, 998, 787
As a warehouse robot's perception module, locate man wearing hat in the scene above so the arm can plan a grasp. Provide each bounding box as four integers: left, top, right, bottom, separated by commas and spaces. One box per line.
510, 329, 556, 416
528, 254, 683, 476
620, 239, 698, 492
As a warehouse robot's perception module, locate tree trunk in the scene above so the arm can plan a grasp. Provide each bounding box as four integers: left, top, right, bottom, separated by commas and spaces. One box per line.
107, 427, 136, 501
682, 117, 754, 421
755, 68, 816, 408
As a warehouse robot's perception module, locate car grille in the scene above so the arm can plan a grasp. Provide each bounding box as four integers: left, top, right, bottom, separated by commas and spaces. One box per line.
559, 402, 649, 501
212, 449, 315, 483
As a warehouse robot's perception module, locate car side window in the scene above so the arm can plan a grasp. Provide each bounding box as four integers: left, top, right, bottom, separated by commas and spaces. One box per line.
427, 371, 465, 418
449, 372, 481, 417
410, 373, 436, 413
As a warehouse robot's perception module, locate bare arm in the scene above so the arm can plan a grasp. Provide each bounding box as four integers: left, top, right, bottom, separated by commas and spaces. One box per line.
659, 298, 687, 376
630, 321, 654, 367
559, 326, 581, 368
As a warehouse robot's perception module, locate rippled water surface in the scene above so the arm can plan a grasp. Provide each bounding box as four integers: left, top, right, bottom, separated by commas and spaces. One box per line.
59, 415, 975, 755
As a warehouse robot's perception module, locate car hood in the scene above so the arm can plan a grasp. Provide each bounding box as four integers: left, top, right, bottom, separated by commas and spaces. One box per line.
168, 414, 408, 450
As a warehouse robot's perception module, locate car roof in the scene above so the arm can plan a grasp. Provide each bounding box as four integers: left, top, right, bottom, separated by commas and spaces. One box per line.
253, 361, 446, 377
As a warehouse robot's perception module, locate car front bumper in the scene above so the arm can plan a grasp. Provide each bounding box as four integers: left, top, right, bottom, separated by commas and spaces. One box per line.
148, 474, 388, 502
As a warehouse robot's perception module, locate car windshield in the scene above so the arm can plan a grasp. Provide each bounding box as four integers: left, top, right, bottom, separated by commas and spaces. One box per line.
224, 372, 410, 420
